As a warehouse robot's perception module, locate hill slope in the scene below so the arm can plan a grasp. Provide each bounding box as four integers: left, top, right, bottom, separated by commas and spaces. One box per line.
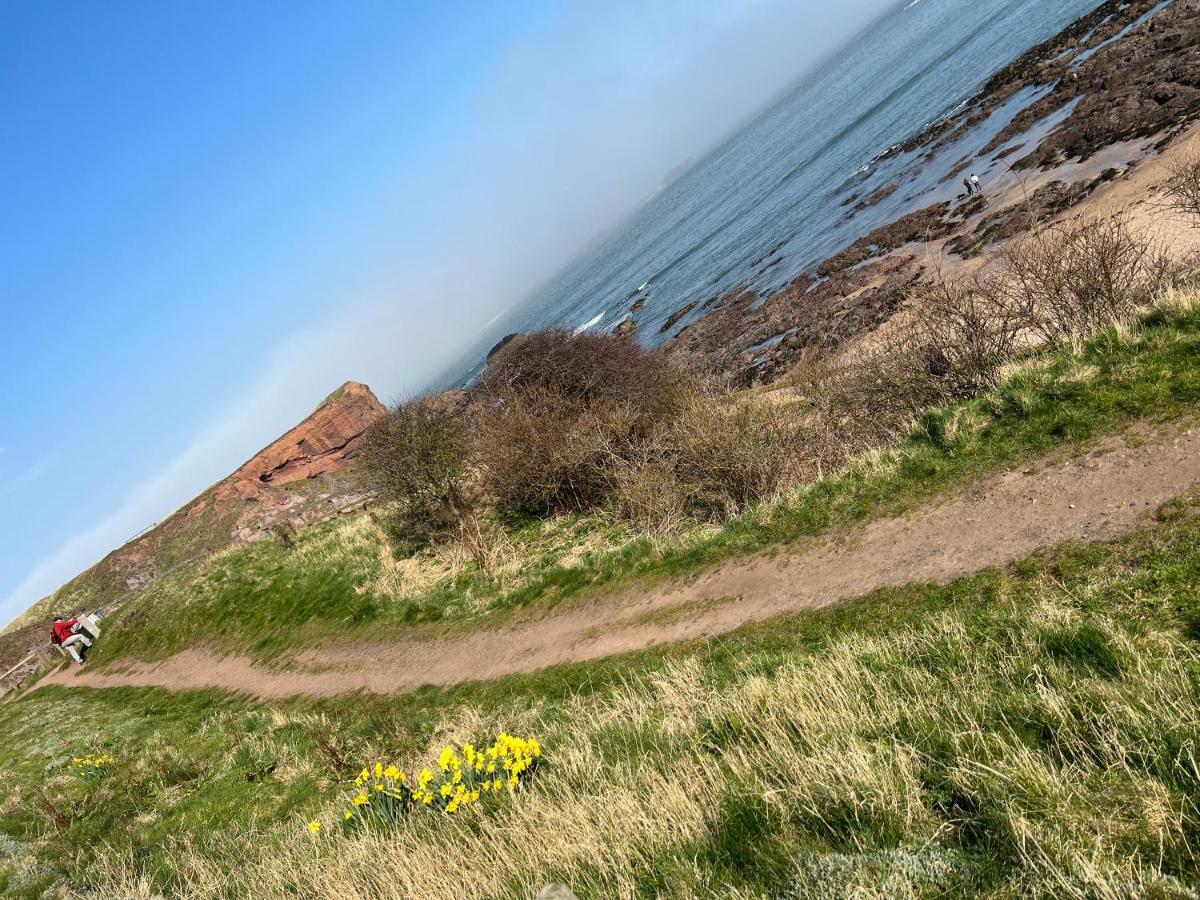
5, 303, 1200, 893
42, 420, 1200, 699
1, 382, 384, 647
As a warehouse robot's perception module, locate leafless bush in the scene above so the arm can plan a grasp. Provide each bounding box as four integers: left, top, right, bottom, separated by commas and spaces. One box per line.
474, 328, 802, 526
666, 395, 799, 518
476, 387, 626, 515
1003, 215, 1172, 345
478, 328, 688, 418
906, 272, 1024, 397
606, 394, 800, 528
1165, 154, 1200, 225
608, 451, 688, 534
798, 341, 948, 467
357, 394, 473, 542
475, 330, 692, 517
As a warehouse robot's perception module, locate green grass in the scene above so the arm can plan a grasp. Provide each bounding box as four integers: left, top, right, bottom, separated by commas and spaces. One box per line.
89, 300, 1200, 667
4, 484, 1200, 896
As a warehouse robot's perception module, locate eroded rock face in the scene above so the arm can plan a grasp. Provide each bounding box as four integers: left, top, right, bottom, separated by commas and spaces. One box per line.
215, 382, 386, 542
224, 382, 386, 492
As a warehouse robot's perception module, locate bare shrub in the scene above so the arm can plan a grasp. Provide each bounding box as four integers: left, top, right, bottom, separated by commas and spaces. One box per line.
797, 344, 947, 471
476, 387, 627, 515
1002, 215, 1171, 345
357, 394, 473, 542
476, 329, 800, 526
478, 329, 688, 419
906, 272, 1024, 397
608, 451, 688, 534
1164, 154, 1200, 225
475, 330, 691, 517
666, 395, 799, 519
780, 271, 1023, 480
606, 395, 800, 528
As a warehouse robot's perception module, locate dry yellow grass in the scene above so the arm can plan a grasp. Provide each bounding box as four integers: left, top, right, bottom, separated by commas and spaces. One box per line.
77, 586, 1200, 899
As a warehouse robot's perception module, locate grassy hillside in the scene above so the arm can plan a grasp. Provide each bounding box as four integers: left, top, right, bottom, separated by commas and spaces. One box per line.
2, 485, 238, 638
3, 478, 1200, 896
3, 382, 380, 642
84, 290, 1200, 668
0, 292, 1198, 895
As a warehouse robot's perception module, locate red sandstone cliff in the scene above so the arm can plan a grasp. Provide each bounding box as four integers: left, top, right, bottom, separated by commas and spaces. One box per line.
4, 382, 387, 646
220, 381, 386, 502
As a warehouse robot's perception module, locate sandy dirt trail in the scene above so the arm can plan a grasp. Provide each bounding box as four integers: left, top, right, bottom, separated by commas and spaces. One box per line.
39, 424, 1200, 700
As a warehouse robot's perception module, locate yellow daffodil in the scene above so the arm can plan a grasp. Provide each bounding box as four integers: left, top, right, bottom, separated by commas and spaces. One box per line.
308, 821, 321, 834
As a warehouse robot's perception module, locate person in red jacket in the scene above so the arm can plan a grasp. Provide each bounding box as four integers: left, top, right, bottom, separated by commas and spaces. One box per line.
51, 615, 91, 665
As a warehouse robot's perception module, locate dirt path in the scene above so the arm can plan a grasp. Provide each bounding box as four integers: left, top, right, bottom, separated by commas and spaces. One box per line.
40, 425, 1200, 700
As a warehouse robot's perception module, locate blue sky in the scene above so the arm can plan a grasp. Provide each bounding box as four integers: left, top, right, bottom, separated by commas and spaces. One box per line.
0, 0, 895, 626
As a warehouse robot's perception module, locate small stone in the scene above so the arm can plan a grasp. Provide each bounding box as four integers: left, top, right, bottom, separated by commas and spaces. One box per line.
535, 885, 579, 900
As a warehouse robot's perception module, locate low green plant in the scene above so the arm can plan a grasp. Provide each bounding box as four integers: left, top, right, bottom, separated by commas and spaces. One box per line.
70, 754, 112, 785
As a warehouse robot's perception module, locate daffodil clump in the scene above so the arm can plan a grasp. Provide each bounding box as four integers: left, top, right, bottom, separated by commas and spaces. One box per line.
340, 733, 542, 829
71, 755, 112, 785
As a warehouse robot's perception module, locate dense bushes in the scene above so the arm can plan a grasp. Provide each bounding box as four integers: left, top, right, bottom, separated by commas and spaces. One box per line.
610, 394, 800, 530
476, 330, 692, 517
360, 214, 1191, 549
477, 329, 687, 416
360, 331, 798, 539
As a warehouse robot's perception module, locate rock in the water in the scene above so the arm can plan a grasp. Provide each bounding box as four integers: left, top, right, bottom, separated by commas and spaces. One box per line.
487, 331, 525, 362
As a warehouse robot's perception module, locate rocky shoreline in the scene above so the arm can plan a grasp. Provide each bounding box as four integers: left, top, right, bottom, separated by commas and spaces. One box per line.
649, 0, 1200, 386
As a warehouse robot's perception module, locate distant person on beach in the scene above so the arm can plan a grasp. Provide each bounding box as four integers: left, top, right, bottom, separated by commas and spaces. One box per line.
963, 176, 974, 196
51, 615, 91, 664
970, 173, 982, 195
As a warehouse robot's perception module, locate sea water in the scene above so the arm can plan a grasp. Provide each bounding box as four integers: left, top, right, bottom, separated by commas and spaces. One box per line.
441, 0, 1108, 386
